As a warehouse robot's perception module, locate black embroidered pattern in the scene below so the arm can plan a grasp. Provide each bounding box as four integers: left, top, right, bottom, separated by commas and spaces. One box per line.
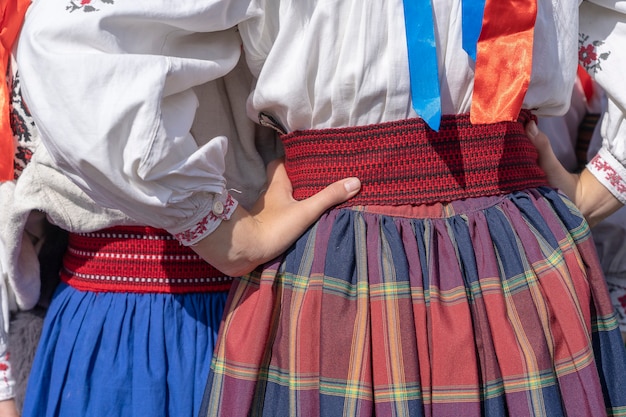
66, 0, 114, 13
9, 68, 39, 180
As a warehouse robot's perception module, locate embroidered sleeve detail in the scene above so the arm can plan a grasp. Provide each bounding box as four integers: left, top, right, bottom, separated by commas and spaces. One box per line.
578, 33, 611, 74
0, 303, 15, 401
0, 352, 15, 401
587, 148, 626, 204
66, 0, 114, 13
174, 193, 238, 246
10, 69, 39, 181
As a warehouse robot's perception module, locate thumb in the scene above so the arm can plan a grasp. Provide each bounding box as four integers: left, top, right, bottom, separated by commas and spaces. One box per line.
260, 176, 361, 261
313, 177, 362, 206
297, 177, 361, 219
526, 120, 550, 153
525, 119, 580, 201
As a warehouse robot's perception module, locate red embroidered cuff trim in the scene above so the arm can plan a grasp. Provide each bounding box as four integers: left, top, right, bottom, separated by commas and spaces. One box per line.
589, 152, 626, 199
174, 193, 237, 245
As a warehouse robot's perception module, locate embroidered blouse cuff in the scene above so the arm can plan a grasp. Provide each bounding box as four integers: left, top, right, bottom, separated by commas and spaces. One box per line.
172, 191, 238, 246
587, 147, 626, 205
0, 352, 15, 401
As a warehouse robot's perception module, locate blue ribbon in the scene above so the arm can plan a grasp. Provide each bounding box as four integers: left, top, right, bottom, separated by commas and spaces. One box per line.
461, 0, 486, 60
402, 0, 441, 131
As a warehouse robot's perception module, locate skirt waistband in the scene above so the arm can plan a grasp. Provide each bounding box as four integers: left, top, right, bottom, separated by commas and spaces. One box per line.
61, 226, 232, 294
281, 111, 548, 207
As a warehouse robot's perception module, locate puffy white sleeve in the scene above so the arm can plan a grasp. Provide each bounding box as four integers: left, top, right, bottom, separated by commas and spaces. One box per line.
579, 0, 626, 204
15, 0, 255, 244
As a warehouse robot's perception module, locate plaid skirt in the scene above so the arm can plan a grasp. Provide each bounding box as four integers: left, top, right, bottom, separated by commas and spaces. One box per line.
202, 115, 626, 416
202, 190, 626, 416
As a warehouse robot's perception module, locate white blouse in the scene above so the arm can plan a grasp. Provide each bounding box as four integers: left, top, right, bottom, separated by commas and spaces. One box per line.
15, 0, 626, 244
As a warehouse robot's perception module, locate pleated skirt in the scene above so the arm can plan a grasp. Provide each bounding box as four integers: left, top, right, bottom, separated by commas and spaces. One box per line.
202, 188, 626, 416
21, 225, 232, 417
21, 283, 228, 417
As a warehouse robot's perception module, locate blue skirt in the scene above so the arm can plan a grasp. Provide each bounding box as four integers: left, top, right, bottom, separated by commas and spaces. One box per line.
22, 283, 227, 417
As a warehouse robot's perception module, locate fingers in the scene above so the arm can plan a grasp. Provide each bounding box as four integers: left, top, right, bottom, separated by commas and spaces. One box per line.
271, 176, 361, 237
526, 120, 585, 213
251, 158, 361, 267
525, 120, 544, 148
264, 156, 361, 213
304, 177, 361, 211
526, 120, 569, 179
526, 121, 555, 167
267, 174, 360, 245
193, 163, 360, 277
264, 176, 361, 255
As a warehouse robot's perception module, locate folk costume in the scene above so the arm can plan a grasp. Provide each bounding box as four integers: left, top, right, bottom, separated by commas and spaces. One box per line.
14, 0, 626, 415
3, 14, 279, 417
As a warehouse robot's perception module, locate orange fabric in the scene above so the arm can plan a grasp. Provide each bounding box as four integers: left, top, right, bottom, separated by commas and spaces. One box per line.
470, 0, 537, 124
0, 0, 30, 181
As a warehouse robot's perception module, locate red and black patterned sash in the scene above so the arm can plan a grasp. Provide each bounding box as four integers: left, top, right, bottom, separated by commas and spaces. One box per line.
282, 111, 547, 207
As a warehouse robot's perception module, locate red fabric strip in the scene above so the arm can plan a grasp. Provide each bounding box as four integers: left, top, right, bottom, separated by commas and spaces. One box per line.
470, 0, 537, 124
61, 226, 232, 293
0, 0, 30, 181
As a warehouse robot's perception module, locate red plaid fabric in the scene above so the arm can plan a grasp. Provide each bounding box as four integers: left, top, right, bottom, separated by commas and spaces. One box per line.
202, 113, 626, 416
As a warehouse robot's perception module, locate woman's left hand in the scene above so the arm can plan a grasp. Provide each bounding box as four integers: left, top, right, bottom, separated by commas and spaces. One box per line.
191, 158, 361, 276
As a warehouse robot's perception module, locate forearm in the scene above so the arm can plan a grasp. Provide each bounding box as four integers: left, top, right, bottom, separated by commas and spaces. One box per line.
190, 206, 264, 277
0, 400, 18, 417
575, 169, 624, 228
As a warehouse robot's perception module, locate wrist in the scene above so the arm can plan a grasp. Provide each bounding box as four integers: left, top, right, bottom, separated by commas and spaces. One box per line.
577, 169, 624, 227
190, 206, 263, 277
0, 399, 18, 417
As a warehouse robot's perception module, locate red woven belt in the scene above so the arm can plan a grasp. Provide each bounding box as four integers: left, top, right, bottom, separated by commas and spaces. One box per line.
61, 226, 232, 293
282, 111, 548, 207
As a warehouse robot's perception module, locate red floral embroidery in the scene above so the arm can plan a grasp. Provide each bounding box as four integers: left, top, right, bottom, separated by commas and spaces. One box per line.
619, 294, 626, 310
589, 154, 626, 195
174, 194, 236, 245
578, 44, 596, 66
578, 33, 610, 74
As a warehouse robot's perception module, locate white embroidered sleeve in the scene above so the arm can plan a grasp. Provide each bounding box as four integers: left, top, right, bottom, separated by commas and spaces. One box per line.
16, 0, 254, 238
579, 1, 626, 203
